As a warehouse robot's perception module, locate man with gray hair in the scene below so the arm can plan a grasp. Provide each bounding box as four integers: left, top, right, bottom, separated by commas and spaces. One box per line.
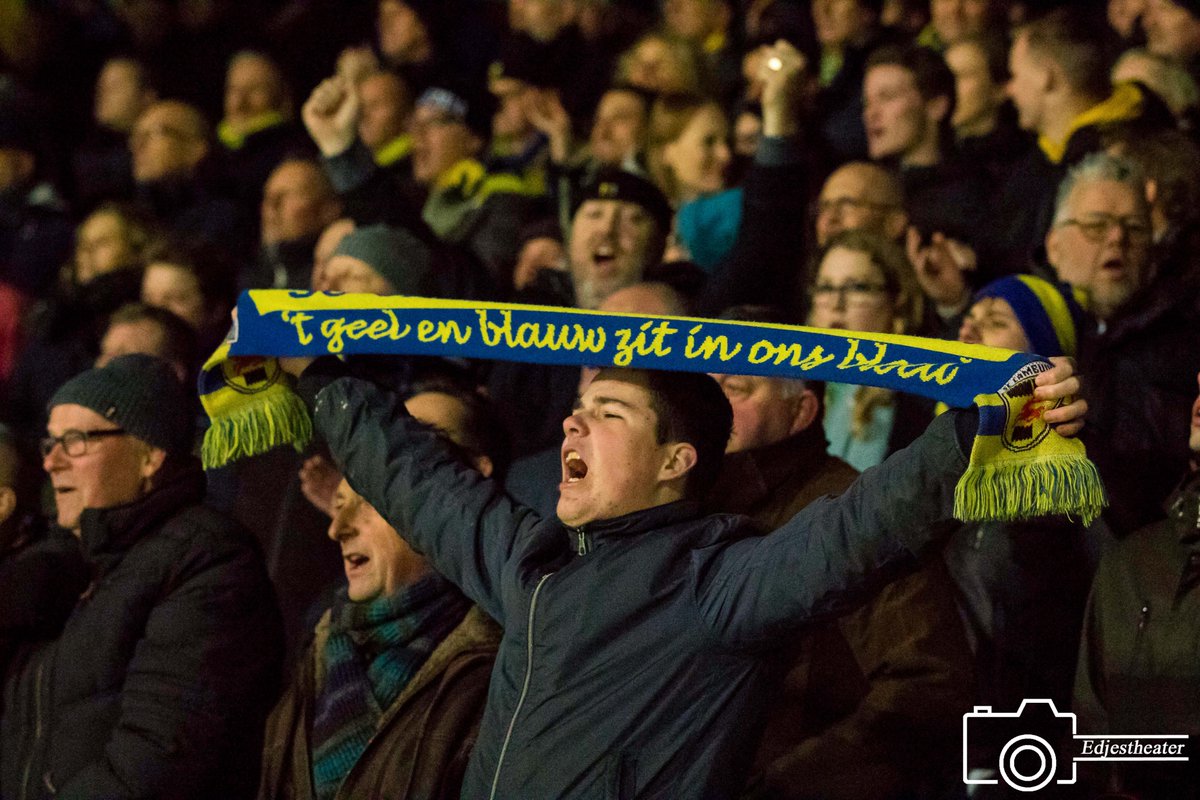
1050, 153, 1200, 534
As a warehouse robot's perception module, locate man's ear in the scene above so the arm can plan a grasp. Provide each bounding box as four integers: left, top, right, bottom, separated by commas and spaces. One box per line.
884, 207, 910, 241
139, 446, 168, 482
1045, 226, 1063, 272
659, 442, 698, 485
0, 486, 16, 528
787, 389, 820, 437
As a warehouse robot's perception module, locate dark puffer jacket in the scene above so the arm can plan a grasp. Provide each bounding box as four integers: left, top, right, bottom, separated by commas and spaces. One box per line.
0, 464, 284, 799
304, 367, 975, 799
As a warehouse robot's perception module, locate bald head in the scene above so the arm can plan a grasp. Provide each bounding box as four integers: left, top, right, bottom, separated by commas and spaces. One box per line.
814, 161, 907, 247
225, 51, 290, 130
599, 281, 688, 316
358, 70, 413, 152
261, 159, 342, 245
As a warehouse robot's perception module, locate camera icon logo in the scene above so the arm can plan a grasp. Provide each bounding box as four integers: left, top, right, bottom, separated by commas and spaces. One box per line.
963, 700, 1078, 793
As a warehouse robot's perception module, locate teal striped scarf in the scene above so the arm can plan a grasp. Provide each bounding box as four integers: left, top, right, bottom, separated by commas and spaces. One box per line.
310, 574, 470, 799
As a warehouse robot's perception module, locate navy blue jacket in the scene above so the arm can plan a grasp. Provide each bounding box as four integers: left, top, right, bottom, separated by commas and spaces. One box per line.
306, 368, 973, 799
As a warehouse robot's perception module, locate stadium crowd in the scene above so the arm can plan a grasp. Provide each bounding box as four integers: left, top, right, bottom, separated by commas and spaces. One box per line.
0, 0, 1198, 798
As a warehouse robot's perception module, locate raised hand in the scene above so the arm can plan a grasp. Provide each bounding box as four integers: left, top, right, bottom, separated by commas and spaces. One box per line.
302, 75, 361, 158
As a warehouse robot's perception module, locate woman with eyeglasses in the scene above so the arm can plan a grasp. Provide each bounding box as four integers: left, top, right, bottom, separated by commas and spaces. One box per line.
806, 228, 933, 471
0, 355, 282, 799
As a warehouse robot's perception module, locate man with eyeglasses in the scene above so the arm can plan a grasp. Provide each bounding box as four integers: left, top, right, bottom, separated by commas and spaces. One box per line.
0, 354, 282, 798
129, 100, 251, 255
1047, 152, 1200, 535
813, 161, 908, 249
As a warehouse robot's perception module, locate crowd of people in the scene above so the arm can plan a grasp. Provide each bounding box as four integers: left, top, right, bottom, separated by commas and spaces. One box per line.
0, 0, 1198, 798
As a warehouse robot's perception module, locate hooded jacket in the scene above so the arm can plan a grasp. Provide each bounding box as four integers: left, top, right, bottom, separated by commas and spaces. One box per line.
303, 365, 975, 799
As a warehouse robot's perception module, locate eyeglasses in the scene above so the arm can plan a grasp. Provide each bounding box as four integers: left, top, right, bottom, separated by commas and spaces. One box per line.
814, 196, 898, 217
809, 281, 890, 308
41, 428, 128, 458
1058, 215, 1151, 245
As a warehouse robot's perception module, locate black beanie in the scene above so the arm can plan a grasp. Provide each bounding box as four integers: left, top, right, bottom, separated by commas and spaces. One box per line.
49, 355, 192, 454
332, 223, 434, 294
574, 168, 674, 235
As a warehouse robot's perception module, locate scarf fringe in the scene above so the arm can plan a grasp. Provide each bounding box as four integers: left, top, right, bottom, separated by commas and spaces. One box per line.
954, 453, 1106, 526
200, 388, 312, 469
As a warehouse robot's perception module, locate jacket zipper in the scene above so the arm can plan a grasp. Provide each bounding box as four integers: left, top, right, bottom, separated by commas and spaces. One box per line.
489, 572, 553, 800
20, 661, 46, 800
574, 526, 590, 556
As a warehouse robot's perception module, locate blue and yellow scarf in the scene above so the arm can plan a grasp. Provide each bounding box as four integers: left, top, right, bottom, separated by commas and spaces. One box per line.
201, 291, 1106, 525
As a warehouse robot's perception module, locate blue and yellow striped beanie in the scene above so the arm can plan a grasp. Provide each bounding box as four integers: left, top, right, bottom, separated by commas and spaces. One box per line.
973, 275, 1091, 358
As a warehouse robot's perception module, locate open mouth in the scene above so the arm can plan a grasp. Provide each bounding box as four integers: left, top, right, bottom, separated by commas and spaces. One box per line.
344, 553, 369, 572
563, 449, 588, 483
591, 246, 617, 273
1098, 256, 1125, 274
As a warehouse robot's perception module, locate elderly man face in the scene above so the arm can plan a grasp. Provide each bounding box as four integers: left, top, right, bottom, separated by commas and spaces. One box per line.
589, 89, 648, 166
260, 161, 341, 246
43, 404, 163, 535
1046, 178, 1151, 321
129, 102, 208, 183
568, 199, 661, 310
814, 163, 907, 247
710, 373, 816, 454
224, 53, 287, 130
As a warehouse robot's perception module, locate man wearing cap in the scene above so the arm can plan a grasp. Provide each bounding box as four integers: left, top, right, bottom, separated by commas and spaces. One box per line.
0, 355, 283, 798
304, 74, 538, 285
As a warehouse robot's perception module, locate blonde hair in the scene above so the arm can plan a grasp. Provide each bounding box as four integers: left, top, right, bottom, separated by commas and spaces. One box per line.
815, 229, 925, 440
645, 93, 720, 203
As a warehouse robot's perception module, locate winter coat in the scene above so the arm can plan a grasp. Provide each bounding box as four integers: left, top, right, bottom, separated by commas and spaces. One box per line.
712, 426, 974, 800
0, 464, 284, 799
258, 605, 501, 800
302, 363, 977, 799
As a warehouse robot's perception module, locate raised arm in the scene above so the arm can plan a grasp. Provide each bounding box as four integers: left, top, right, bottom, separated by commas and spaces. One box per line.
300, 360, 540, 620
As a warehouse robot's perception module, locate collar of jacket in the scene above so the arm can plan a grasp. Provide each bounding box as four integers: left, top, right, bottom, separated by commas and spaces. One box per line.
77, 460, 207, 575
217, 111, 287, 151
374, 133, 413, 167
1039, 82, 1144, 165
709, 424, 830, 514
565, 498, 702, 554
1166, 469, 1200, 545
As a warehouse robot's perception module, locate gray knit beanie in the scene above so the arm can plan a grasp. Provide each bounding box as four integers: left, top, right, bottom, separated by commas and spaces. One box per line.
332, 224, 434, 295
49, 354, 193, 454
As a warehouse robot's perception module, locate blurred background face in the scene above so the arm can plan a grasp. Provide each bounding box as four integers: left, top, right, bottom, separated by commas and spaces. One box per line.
509, 0, 576, 42
957, 297, 1031, 350
358, 71, 411, 151
625, 36, 692, 94
129, 103, 208, 183
224, 54, 286, 128
1143, 0, 1200, 61
1109, 0, 1147, 39
568, 199, 659, 309
260, 161, 339, 246
142, 262, 206, 330
97, 318, 168, 367
0, 148, 33, 193
946, 39, 1004, 137
589, 90, 647, 165
410, 103, 481, 184
74, 211, 136, 284
664, 0, 728, 41
863, 64, 930, 160
814, 164, 906, 247
378, 0, 432, 64
311, 218, 356, 291
931, 0, 990, 47
660, 104, 730, 200
490, 76, 536, 141
95, 58, 154, 133
1190, 370, 1200, 456
1006, 33, 1048, 133
813, 0, 874, 48
808, 245, 896, 332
